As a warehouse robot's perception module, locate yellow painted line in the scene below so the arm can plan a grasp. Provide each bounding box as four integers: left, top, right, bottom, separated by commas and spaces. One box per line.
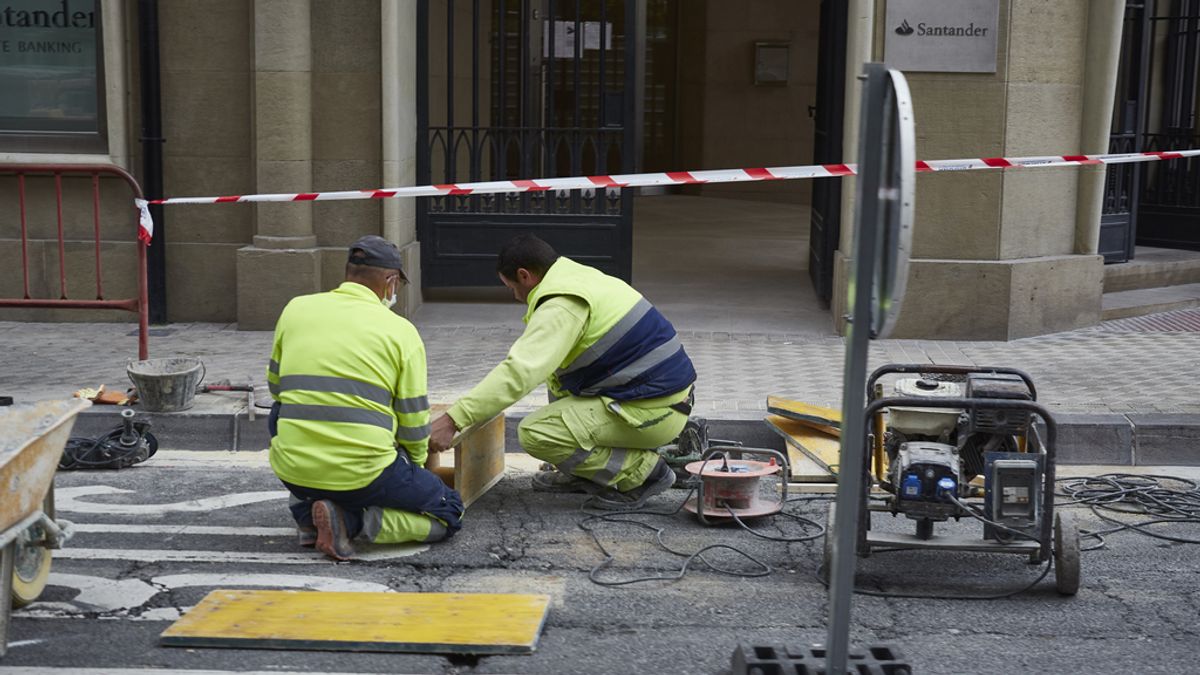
162, 590, 551, 654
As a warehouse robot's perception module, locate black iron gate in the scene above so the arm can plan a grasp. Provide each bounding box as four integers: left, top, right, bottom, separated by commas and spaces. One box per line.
1108, 0, 1200, 258
417, 0, 637, 288
808, 0, 848, 306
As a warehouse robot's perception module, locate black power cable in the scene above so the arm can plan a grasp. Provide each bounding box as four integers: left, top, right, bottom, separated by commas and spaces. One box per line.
577, 485, 826, 586
61, 427, 157, 470
1056, 473, 1200, 550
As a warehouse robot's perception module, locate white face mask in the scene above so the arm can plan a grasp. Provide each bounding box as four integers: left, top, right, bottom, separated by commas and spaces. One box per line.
382, 278, 398, 309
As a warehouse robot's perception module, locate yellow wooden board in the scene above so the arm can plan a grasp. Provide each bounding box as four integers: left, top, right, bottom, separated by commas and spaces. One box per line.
455, 412, 506, 509
765, 414, 840, 481
765, 396, 841, 438
430, 404, 506, 509
161, 590, 551, 654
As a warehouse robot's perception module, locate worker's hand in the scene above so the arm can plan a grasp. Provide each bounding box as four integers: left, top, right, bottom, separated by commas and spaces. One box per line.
429, 413, 459, 453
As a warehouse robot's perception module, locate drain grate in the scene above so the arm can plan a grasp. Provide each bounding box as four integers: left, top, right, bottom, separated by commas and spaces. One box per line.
1098, 309, 1200, 333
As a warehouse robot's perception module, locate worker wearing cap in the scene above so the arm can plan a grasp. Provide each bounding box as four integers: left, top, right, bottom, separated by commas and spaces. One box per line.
266, 235, 464, 561
429, 234, 695, 509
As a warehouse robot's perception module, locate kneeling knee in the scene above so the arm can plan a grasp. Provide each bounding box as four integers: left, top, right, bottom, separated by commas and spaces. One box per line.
424, 519, 449, 543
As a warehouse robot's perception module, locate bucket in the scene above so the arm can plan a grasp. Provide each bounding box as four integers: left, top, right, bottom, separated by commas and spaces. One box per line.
126, 357, 206, 412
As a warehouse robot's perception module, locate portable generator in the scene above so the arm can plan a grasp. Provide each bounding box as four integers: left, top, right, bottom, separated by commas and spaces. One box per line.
823, 364, 1081, 595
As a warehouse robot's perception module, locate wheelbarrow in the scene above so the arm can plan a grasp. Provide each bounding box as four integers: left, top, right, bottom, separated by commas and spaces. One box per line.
0, 398, 88, 656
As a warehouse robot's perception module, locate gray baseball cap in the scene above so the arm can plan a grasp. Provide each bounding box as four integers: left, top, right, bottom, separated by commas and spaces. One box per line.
348, 235, 408, 281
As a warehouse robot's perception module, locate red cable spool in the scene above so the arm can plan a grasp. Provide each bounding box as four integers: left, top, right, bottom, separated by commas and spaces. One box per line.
683, 451, 787, 521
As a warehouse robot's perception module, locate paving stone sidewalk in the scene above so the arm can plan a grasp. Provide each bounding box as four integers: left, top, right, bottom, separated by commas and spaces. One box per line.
4, 310, 1199, 417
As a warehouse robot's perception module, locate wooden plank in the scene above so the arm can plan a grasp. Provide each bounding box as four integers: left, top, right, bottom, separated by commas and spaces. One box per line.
430, 404, 506, 509
455, 413, 506, 509
765, 395, 841, 437
764, 414, 840, 480
161, 590, 551, 654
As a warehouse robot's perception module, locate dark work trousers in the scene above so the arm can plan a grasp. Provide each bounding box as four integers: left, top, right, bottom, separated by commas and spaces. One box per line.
270, 402, 464, 537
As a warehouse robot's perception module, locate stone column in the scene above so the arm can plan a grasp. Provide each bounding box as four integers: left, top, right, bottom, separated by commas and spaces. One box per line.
236, 0, 321, 330
1074, 0, 1125, 256
834, 0, 1113, 340
382, 0, 422, 316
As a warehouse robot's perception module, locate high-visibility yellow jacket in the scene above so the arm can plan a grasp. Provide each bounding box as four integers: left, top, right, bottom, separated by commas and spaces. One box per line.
447, 258, 695, 428
524, 257, 695, 401
267, 281, 430, 491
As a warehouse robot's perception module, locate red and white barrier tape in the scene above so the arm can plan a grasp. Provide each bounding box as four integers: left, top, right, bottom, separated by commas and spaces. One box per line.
132, 149, 1200, 242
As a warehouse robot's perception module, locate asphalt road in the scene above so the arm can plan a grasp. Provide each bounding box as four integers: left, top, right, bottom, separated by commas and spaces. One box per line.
1, 452, 1197, 674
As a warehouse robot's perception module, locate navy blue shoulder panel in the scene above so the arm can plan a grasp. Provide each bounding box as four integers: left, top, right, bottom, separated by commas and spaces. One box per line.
558, 306, 695, 400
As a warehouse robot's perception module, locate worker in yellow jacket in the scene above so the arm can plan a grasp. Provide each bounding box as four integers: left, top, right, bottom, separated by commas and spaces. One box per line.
268, 235, 463, 560
430, 234, 695, 509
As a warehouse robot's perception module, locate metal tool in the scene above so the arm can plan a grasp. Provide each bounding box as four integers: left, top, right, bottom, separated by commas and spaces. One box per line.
198, 382, 257, 421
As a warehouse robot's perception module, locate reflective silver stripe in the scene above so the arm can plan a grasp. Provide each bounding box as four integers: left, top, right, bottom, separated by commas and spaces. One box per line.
556, 298, 653, 377
279, 403, 392, 430
580, 336, 684, 395
393, 395, 429, 414
555, 448, 592, 475
268, 359, 280, 375
395, 423, 432, 441
278, 375, 392, 406
590, 448, 628, 486
268, 381, 280, 397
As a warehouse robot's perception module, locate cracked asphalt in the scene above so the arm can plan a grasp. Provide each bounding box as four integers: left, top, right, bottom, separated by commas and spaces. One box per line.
4, 453, 1198, 674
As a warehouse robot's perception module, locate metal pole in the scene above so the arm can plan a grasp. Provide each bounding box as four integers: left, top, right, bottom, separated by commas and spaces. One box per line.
826, 63, 888, 675
137, 0, 167, 324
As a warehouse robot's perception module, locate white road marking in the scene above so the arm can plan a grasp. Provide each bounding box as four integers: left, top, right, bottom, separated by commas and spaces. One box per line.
54, 545, 427, 564
143, 450, 272, 467
0, 662, 379, 667
71, 523, 296, 537
32, 574, 157, 613
56, 486, 288, 515
22, 572, 397, 620
3, 640, 46, 649
151, 572, 393, 593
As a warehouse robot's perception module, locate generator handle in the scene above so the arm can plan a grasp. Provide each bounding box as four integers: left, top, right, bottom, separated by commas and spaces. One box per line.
863, 396, 1057, 560
866, 364, 1038, 402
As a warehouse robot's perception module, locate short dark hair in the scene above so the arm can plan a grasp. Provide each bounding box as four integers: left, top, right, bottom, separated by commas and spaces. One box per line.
345, 249, 388, 282
497, 234, 559, 280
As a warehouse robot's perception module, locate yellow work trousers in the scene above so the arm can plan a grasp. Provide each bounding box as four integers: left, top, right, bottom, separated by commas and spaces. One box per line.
517, 395, 687, 492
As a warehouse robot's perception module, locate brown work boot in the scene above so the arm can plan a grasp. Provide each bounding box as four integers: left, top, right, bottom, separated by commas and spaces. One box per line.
311, 500, 355, 561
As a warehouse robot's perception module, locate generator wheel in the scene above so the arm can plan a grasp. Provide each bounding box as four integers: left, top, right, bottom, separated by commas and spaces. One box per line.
821, 503, 836, 580
1054, 511, 1080, 596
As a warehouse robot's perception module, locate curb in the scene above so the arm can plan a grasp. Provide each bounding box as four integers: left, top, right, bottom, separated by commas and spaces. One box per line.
69, 407, 1200, 466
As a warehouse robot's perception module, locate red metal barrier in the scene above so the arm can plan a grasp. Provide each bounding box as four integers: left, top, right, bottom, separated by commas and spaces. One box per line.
0, 164, 149, 359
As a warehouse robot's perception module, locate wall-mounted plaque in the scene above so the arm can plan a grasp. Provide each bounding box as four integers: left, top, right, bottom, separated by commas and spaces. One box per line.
885, 0, 1000, 73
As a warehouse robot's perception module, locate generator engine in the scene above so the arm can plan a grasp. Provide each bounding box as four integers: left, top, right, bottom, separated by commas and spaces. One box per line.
882, 373, 1037, 538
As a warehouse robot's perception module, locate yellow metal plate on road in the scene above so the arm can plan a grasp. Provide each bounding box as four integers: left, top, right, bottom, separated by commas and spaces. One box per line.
161, 590, 551, 654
